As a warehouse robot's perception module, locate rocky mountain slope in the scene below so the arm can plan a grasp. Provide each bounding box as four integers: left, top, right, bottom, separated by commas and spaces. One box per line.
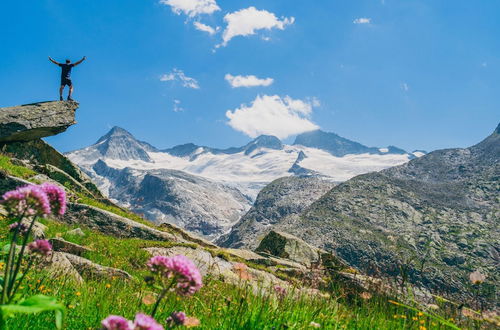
92, 160, 250, 239
217, 177, 336, 249
68, 126, 421, 239
249, 123, 499, 305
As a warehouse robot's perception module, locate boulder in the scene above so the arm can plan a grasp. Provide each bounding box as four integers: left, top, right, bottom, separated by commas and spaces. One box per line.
144, 246, 289, 293
42, 252, 132, 282
0, 101, 78, 142
145, 246, 236, 279
23, 219, 47, 240
67, 228, 85, 237
42, 252, 84, 284
49, 238, 91, 256
224, 248, 307, 270
255, 230, 323, 267
62, 253, 132, 280
159, 222, 218, 249
64, 203, 182, 243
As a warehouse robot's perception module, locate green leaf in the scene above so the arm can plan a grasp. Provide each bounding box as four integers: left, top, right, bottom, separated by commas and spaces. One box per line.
1, 244, 12, 255
0, 295, 65, 329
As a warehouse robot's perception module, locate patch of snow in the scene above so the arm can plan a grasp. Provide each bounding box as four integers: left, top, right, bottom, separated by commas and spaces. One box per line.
413, 151, 426, 158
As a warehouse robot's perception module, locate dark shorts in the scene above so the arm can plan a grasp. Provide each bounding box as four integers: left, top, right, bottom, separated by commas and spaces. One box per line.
61, 78, 72, 87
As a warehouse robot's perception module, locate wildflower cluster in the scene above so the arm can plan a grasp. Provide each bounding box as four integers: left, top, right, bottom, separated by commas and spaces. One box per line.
28, 239, 53, 256
9, 222, 28, 234
101, 254, 202, 329
147, 255, 202, 296
1, 183, 66, 217
101, 313, 163, 330
2, 185, 51, 216
0, 183, 67, 328
40, 182, 67, 215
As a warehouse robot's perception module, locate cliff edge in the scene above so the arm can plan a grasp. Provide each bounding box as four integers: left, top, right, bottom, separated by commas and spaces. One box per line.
0, 101, 78, 142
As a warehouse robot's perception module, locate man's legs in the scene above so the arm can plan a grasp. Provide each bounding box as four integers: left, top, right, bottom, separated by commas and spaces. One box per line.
59, 85, 64, 101
67, 85, 74, 101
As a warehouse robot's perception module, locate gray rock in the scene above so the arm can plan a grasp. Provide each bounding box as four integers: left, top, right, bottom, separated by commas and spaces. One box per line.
21, 219, 47, 240
67, 228, 85, 237
225, 248, 307, 270
43, 252, 84, 284
0, 101, 78, 142
144, 246, 290, 293
145, 246, 235, 279
255, 230, 323, 267
49, 238, 91, 256
64, 203, 182, 242
62, 253, 132, 280
1, 139, 104, 199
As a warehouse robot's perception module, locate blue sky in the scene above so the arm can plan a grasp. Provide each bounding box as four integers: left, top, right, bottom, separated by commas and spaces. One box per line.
0, 0, 498, 153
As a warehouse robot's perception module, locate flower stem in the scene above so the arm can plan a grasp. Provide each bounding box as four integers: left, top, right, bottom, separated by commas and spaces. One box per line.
151, 280, 175, 318
7, 216, 37, 297
8, 258, 34, 304
1, 214, 24, 305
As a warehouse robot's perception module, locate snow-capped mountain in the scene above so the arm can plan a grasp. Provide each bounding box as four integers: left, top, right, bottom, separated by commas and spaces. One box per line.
67, 127, 422, 239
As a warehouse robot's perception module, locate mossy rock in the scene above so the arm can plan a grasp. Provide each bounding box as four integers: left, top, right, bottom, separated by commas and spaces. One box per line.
1, 139, 102, 197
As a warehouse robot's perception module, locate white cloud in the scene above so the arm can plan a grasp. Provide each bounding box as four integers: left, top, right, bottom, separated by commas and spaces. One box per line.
310, 97, 321, 107
160, 69, 200, 89
225, 95, 319, 139
353, 18, 371, 24
193, 21, 218, 35
220, 7, 294, 46
225, 74, 274, 88
160, 0, 220, 17
173, 99, 185, 112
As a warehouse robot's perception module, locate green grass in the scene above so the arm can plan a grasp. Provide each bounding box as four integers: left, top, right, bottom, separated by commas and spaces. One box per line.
4, 274, 449, 330
0, 154, 36, 179
0, 218, 487, 329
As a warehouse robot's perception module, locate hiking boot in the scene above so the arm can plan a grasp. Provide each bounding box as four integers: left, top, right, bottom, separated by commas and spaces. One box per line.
60, 96, 63, 101
67, 96, 74, 101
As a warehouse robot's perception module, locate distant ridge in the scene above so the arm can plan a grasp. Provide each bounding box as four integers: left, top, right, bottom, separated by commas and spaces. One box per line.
294, 129, 409, 157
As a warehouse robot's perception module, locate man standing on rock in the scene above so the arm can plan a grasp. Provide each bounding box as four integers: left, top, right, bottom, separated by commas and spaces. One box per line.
48, 56, 86, 101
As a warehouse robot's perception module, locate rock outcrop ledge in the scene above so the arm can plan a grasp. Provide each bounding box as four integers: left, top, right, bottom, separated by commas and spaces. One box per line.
0, 101, 78, 142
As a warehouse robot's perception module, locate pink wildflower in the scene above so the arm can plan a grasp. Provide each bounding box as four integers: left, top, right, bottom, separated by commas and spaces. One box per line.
101, 315, 133, 330
2, 185, 51, 216
166, 311, 186, 326
28, 239, 52, 256
9, 222, 28, 234
147, 255, 202, 296
133, 313, 164, 330
274, 285, 287, 299
40, 183, 67, 215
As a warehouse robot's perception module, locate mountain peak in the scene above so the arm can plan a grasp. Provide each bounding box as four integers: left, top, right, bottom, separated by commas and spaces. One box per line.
244, 135, 283, 155
294, 130, 374, 157
93, 126, 156, 162
294, 130, 410, 157
96, 126, 134, 143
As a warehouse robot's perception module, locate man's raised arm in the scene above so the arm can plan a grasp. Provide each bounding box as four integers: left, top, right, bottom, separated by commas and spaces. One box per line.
48, 56, 60, 65
73, 56, 87, 66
